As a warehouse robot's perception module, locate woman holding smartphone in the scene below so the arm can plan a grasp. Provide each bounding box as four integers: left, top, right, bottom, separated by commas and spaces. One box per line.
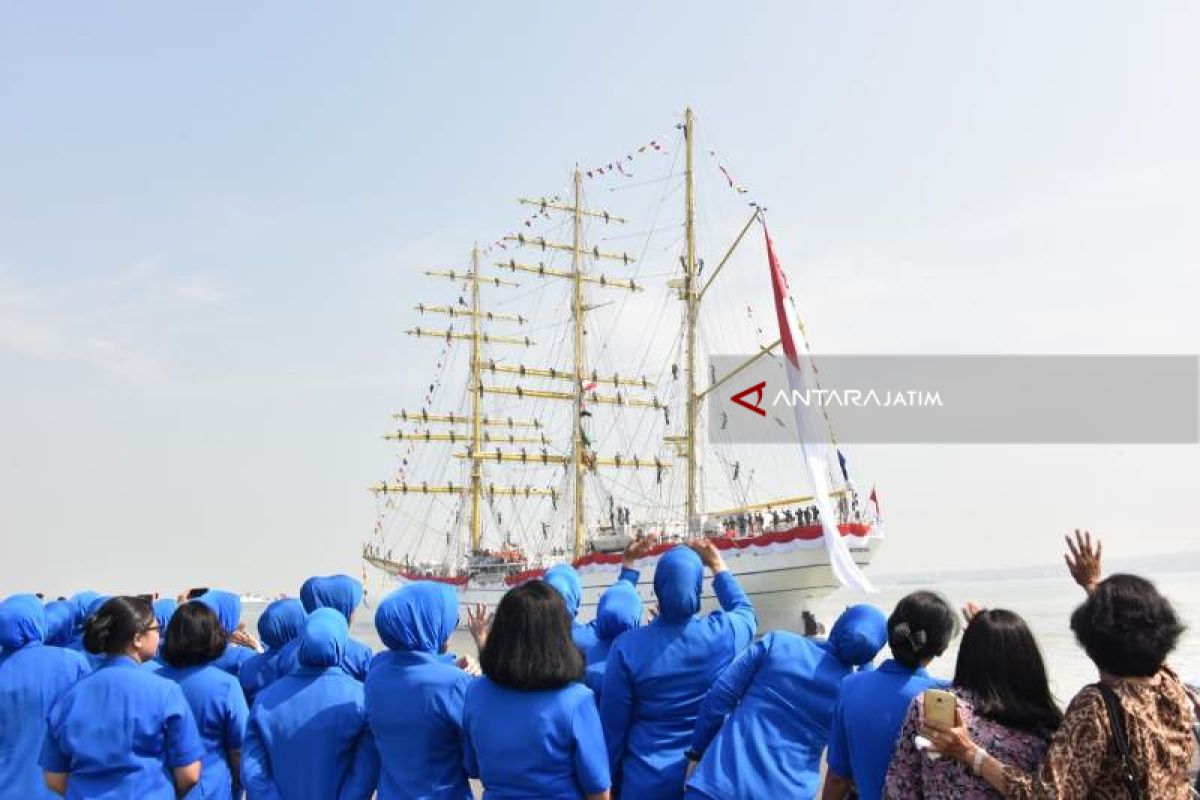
884, 607, 1062, 798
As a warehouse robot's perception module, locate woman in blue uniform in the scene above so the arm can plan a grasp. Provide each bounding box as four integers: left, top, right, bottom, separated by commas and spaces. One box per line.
158, 601, 250, 800
583, 580, 642, 700
239, 598, 305, 705
600, 541, 756, 800
821, 591, 957, 800
197, 590, 258, 677
0, 594, 90, 799
366, 582, 473, 800
463, 580, 610, 800
684, 604, 889, 799
40, 596, 204, 799
242, 608, 378, 800
268, 575, 373, 684
42, 600, 75, 648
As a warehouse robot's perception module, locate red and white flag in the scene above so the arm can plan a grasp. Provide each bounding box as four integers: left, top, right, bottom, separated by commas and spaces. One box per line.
765, 226, 876, 593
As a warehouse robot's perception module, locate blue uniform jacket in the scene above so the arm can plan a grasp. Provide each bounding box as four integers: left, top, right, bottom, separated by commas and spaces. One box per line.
40, 655, 204, 800
463, 678, 609, 800
600, 546, 756, 800
158, 662, 250, 800
240, 599, 306, 705
0, 595, 90, 799
366, 582, 473, 800
242, 608, 378, 800
685, 605, 888, 799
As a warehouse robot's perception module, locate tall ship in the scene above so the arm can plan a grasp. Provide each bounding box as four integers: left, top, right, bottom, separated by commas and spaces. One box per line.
363, 109, 882, 620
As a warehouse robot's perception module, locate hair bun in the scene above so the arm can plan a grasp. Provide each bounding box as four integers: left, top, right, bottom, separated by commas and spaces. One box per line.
82, 613, 113, 654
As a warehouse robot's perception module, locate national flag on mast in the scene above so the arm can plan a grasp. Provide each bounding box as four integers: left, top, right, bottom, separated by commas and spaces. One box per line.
764, 225, 876, 593
869, 485, 881, 517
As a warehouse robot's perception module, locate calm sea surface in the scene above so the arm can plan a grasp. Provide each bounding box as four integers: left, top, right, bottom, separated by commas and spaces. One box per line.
245, 569, 1200, 704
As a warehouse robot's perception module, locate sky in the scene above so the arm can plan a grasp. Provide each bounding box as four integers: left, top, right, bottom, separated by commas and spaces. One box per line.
1, 2, 1197, 597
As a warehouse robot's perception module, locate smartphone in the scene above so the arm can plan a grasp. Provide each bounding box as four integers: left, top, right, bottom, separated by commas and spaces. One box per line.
923, 689, 958, 727
186, 587, 209, 600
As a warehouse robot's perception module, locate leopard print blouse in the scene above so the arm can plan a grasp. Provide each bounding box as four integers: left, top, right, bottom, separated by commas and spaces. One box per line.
1000, 667, 1195, 799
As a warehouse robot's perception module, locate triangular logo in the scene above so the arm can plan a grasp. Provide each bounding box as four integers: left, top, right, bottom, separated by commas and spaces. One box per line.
731, 380, 767, 417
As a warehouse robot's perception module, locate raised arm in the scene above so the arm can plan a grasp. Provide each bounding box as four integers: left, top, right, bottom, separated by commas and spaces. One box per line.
690, 539, 757, 644
1064, 529, 1102, 595
619, 535, 658, 585
691, 636, 769, 758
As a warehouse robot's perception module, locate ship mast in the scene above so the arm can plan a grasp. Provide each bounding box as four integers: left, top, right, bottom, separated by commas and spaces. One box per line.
570, 170, 586, 556
683, 107, 699, 532
469, 245, 483, 551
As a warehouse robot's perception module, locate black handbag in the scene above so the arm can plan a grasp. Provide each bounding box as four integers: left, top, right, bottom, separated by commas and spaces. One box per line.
1095, 682, 1143, 800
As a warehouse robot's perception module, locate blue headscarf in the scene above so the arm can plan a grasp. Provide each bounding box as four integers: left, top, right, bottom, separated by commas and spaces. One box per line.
374, 582, 458, 654
653, 546, 704, 622
594, 580, 642, 642
68, 591, 99, 627
299, 608, 348, 668
152, 599, 178, 633
543, 564, 583, 619
300, 575, 364, 623
257, 599, 306, 650
0, 594, 46, 651
823, 604, 888, 667
196, 590, 242, 634
43, 601, 75, 647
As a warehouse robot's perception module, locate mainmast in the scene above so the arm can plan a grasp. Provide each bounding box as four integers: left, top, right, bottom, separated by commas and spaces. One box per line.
683, 107, 700, 532
570, 170, 586, 557
469, 245, 483, 551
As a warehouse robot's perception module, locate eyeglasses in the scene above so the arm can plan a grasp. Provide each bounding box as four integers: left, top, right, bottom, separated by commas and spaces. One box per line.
141, 624, 161, 634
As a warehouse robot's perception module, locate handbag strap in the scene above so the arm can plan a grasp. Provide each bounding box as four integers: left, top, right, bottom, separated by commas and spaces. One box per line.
1096, 682, 1143, 800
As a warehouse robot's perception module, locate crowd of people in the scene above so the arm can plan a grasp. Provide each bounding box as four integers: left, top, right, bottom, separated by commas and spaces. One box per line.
0, 531, 1196, 799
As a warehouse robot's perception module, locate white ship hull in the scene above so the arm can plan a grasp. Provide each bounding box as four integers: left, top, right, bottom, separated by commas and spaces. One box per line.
365, 526, 882, 624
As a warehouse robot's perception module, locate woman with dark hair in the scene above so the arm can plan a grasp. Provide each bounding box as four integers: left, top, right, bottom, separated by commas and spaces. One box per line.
158, 601, 250, 800
927, 531, 1196, 798
0, 594, 90, 798
885, 608, 1061, 798
463, 580, 611, 800
40, 596, 203, 798
822, 590, 959, 800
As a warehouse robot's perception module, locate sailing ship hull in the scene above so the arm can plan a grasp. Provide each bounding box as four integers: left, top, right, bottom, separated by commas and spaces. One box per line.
365, 524, 882, 625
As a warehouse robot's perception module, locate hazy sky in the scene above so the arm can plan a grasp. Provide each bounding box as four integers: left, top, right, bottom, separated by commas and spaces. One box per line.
2, 2, 1197, 597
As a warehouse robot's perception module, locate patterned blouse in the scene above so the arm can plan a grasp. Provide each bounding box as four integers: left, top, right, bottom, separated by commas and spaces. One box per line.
999, 666, 1195, 800
885, 686, 1052, 800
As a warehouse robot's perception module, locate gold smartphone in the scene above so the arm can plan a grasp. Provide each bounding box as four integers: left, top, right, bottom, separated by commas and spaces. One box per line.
923, 689, 958, 727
